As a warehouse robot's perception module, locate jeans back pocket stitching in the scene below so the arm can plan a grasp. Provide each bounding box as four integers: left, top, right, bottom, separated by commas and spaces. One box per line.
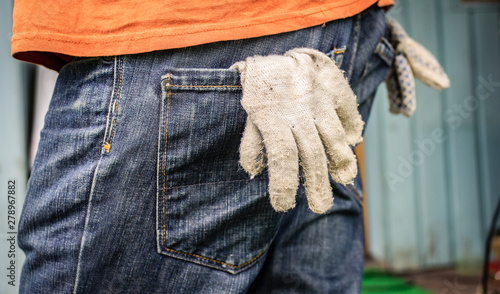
162, 244, 268, 271
158, 74, 267, 273
170, 84, 242, 89
160, 73, 173, 263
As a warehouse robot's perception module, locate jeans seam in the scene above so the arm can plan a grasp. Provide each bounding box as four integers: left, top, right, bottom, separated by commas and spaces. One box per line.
345, 184, 363, 206
102, 56, 124, 153
72, 158, 105, 294
163, 246, 267, 270
72, 61, 118, 294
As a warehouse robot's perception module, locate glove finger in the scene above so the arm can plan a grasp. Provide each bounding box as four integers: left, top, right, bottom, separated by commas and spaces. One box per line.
385, 67, 404, 114
256, 119, 299, 212
331, 75, 364, 146
394, 54, 417, 117
312, 58, 363, 146
286, 48, 364, 146
239, 119, 267, 178
292, 119, 333, 214
314, 110, 358, 186
403, 38, 450, 90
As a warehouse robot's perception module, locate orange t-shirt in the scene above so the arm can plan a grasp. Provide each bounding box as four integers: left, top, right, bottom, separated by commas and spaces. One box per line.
12, 0, 393, 71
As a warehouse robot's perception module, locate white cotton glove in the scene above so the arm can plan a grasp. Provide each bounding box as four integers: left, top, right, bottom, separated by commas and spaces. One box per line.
231, 48, 364, 214
385, 18, 450, 117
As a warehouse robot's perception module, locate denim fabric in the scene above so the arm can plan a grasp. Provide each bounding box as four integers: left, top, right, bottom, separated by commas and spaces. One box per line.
19, 5, 392, 294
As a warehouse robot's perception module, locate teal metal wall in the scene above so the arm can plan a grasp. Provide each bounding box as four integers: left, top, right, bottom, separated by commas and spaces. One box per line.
365, 0, 500, 272
0, 1, 28, 293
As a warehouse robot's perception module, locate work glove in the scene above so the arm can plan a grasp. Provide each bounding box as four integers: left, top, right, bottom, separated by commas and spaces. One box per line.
231, 48, 364, 214
385, 18, 450, 117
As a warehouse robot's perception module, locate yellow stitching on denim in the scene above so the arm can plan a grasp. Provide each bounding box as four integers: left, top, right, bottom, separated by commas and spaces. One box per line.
162, 74, 172, 254
103, 142, 111, 152
334, 47, 346, 54
169, 84, 241, 89
163, 246, 267, 269
103, 57, 123, 153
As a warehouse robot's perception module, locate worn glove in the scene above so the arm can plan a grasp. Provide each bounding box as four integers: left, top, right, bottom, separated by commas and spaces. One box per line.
231, 48, 364, 214
385, 18, 450, 116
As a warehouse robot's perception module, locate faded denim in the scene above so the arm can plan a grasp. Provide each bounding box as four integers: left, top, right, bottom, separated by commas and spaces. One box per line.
19, 5, 393, 294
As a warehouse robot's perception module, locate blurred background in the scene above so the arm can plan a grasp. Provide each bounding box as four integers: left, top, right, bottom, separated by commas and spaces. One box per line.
361, 0, 500, 292
1, 0, 499, 293
366, 0, 500, 272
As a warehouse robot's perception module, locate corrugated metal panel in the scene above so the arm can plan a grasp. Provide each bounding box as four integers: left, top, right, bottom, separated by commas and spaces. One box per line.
365, 0, 500, 272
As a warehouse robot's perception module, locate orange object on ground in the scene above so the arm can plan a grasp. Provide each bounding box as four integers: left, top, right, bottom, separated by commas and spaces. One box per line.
12, 0, 393, 71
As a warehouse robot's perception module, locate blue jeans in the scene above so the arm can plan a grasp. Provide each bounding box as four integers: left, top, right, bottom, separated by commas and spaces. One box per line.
19, 5, 392, 294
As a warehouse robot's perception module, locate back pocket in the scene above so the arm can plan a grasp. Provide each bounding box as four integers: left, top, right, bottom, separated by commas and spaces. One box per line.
157, 68, 282, 274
